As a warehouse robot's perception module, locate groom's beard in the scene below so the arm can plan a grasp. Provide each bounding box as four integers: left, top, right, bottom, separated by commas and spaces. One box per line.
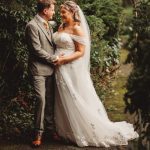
48, 15, 55, 21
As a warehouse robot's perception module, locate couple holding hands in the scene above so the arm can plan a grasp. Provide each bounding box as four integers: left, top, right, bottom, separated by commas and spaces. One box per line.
25, 0, 138, 148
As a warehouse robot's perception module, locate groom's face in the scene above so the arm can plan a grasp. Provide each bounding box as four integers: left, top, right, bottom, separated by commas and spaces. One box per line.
44, 4, 55, 21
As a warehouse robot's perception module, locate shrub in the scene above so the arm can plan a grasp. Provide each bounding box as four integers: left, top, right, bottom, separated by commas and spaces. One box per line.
124, 1, 150, 148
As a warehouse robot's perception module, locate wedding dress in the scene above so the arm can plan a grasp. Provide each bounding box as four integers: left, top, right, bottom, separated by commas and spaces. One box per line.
53, 31, 139, 147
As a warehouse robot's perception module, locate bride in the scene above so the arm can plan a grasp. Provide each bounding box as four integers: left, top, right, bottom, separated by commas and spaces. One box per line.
53, 1, 138, 147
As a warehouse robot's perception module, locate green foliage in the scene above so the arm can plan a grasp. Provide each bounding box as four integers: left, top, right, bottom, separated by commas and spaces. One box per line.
0, 0, 36, 96
81, 0, 122, 72
120, 7, 133, 36
124, 0, 150, 148
119, 7, 135, 63
0, 0, 36, 136
76, 0, 122, 100
0, 94, 35, 136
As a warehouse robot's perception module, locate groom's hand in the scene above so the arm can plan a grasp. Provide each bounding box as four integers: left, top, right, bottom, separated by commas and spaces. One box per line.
53, 53, 64, 65
50, 55, 59, 63
53, 53, 66, 66
53, 57, 66, 65
50, 52, 64, 63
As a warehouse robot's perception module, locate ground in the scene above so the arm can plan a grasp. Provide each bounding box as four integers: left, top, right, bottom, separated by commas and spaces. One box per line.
0, 49, 138, 150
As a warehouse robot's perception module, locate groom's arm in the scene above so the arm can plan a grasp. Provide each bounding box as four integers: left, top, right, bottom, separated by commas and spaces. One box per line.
25, 24, 58, 63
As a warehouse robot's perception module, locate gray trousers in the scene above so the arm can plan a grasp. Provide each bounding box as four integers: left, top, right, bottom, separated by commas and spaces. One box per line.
32, 74, 55, 135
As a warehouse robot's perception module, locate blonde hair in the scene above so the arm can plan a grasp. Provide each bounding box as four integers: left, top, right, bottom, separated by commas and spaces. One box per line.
61, 1, 80, 22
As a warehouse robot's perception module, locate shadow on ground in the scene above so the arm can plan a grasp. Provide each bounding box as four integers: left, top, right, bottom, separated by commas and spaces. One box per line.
0, 130, 138, 150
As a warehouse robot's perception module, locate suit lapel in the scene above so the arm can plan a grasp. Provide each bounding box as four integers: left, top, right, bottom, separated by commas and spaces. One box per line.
34, 16, 53, 47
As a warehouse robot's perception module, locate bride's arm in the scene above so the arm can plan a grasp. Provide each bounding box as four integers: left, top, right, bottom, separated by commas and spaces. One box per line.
55, 26, 85, 65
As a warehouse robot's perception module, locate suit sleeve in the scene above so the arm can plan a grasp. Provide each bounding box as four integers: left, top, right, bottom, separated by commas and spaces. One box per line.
25, 24, 53, 63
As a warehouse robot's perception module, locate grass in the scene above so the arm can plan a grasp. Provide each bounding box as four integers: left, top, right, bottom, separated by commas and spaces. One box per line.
105, 76, 127, 121
104, 49, 131, 122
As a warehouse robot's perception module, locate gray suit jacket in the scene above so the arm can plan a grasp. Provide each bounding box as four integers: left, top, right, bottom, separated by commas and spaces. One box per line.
25, 15, 55, 76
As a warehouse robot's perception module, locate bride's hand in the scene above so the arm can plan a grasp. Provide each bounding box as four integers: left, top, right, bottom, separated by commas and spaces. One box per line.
54, 56, 67, 65
53, 53, 66, 65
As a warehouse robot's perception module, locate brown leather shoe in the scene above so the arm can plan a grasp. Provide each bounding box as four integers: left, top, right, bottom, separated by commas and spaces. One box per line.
32, 133, 42, 148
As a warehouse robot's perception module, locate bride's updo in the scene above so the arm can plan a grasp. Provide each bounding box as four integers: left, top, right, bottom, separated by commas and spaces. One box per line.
61, 1, 80, 23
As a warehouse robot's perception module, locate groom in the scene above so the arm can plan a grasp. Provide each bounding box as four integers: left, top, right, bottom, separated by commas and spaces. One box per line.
25, 0, 59, 147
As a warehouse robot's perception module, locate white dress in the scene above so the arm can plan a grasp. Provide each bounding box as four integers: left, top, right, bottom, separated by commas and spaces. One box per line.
53, 32, 139, 147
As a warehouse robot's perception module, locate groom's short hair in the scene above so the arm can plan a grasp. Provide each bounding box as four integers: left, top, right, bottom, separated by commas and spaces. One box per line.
37, 0, 56, 12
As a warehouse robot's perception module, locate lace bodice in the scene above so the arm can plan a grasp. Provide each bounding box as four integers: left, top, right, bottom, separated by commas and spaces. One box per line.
53, 32, 75, 51
53, 32, 87, 54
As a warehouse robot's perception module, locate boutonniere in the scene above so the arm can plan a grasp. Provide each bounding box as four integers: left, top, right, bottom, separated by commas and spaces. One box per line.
48, 21, 57, 29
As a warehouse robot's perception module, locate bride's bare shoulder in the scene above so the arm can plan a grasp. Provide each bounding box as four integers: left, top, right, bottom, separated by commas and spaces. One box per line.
73, 25, 84, 36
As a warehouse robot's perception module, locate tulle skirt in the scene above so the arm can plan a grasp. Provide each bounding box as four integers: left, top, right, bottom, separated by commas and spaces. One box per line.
54, 57, 138, 147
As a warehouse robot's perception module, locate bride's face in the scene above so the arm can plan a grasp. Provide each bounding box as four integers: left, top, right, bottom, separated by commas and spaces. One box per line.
60, 7, 74, 23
